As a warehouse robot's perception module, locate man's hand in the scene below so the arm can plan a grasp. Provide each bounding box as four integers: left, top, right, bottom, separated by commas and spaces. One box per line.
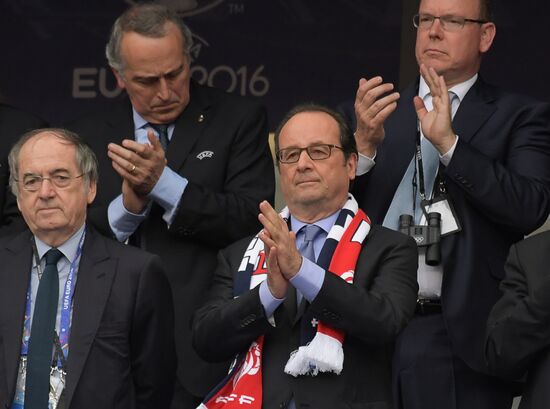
354, 76, 400, 158
108, 130, 167, 196
259, 234, 289, 299
258, 201, 302, 281
122, 179, 149, 214
414, 64, 457, 155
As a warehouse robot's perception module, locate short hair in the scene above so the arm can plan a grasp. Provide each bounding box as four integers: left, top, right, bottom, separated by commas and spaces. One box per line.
274, 103, 357, 164
479, 0, 493, 22
8, 128, 99, 197
105, 3, 194, 73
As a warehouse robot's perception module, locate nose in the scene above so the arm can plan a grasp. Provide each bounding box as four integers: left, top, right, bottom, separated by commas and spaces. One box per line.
37, 178, 56, 198
157, 78, 170, 101
296, 149, 314, 170
429, 17, 444, 38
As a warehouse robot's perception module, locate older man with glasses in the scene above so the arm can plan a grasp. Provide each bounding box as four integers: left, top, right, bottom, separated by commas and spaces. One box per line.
0, 128, 176, 409
345, 0, 550, 408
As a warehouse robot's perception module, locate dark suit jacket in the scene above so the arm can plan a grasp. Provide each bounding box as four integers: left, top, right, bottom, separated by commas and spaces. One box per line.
349, 77, 550, 373
0, 226, 176, 409
486, 231, 550, 409
0, 103, 47, 235
192, 224, 418, 409
67, 80, 275, 397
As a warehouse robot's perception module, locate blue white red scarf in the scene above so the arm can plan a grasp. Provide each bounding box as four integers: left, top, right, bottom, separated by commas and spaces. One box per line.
198, 194, 371, 409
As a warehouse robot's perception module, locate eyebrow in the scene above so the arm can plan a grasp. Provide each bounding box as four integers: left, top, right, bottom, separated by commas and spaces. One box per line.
133, 64, 185, 82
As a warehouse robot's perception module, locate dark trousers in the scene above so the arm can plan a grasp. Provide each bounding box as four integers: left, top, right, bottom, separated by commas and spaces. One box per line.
170, 379, 203, 409
393, 313, 514, 409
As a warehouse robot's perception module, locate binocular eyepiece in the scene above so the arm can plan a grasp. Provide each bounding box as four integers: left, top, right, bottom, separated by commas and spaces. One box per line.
399, 212, 441, 266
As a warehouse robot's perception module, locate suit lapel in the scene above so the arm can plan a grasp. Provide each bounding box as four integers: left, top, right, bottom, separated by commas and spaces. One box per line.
105, 97, 135, 146
452, 77, 497, 144
167, 81, 212, 172
1, 232, 33, 399
63, 228, 117, 408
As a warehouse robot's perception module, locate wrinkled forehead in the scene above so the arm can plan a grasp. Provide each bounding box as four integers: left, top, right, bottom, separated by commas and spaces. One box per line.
19, 133, 77, 170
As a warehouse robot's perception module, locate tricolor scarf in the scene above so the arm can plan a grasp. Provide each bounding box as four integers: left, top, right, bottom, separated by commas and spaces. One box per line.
198, 194, 371, 409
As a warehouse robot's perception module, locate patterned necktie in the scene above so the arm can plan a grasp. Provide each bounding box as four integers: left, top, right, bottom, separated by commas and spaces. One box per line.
149, 123, 170, 151
25, 248, 63, 409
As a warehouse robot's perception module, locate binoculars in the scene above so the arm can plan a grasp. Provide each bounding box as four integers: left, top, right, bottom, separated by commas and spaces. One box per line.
399, 212, 441, 266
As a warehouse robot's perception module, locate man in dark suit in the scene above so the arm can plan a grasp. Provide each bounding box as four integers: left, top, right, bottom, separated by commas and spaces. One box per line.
0, 103, 47, 234
0, 128, 175, 408
486, 230, 550, 409
192, 104, 418, 409
67, 4, 275, 407
348, 0, 550, 407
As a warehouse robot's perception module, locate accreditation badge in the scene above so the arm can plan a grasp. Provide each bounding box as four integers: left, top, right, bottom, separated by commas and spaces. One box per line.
11, 357, 27, 409
49, 367, 66, 409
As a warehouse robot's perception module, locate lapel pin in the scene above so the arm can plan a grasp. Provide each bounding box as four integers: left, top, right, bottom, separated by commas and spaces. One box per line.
198, 114, 205, 123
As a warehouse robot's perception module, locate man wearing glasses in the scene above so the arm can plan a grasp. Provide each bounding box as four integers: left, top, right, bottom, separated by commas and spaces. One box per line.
0, 129, 176, 409
192, 104, 418, 409
349, 0, 550, 407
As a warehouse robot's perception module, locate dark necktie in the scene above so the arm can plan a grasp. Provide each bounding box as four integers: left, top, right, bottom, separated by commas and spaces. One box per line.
149, 123, 170, 151
25, 248, 63, 409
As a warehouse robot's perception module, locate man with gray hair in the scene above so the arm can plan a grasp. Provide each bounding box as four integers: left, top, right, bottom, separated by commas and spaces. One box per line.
0, 128, 175, 409
67, 3, 275, 408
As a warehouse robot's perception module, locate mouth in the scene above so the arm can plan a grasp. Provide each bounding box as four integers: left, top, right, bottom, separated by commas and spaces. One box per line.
424, 48, 446, 56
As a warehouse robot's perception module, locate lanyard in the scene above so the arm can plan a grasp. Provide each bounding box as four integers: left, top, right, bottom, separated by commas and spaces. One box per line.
21, 228, 86, 369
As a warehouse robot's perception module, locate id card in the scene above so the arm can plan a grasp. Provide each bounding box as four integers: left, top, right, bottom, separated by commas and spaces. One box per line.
420, 195, 461, 236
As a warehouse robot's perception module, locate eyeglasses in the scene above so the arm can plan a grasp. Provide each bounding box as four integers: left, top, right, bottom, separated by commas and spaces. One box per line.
16, 173, 84, 192
413, 13, 487, 32
276, 144, 344, 164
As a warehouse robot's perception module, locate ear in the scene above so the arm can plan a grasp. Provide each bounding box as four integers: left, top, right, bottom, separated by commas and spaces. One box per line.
346, 152, 358, 182
86, 180, 97, 205
479, 22, 496, 54
112, 67, 127, 90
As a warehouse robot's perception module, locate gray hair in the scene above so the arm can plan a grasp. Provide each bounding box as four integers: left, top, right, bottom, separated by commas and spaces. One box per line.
8, 128, 99, 197
106, 3, 194, 73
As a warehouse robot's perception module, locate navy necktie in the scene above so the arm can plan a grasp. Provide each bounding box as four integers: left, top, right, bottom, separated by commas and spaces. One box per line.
25, 248, 63, 409
149, 123, 170, 151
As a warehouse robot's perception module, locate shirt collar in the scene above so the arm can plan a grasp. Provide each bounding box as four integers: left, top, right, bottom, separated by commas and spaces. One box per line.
418, 73, 478, 104
132, 108, 149, 132
34, 223, 86, 263
290, 209, 340, 235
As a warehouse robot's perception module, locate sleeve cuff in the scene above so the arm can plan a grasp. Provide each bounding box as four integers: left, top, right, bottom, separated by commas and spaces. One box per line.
259, 281, 284, 325
356, 152, 376, 176
108, 194, 150, 242
439, 135, 459, 166
148, 167, 188, 226
289, 257, 325, 302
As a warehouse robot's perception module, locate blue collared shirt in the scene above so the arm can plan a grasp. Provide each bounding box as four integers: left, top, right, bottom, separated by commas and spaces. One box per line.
108, 109, 188, 242
259, 210, 340, 319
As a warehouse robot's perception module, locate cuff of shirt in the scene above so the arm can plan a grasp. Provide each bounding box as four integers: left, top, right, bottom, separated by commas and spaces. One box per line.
148, 167, 188, 226
259, 281, 284, 326
108, 194, 151, 242
289, 257, 325, 302
356, 152, 376, 176
439, 135, 459, 166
